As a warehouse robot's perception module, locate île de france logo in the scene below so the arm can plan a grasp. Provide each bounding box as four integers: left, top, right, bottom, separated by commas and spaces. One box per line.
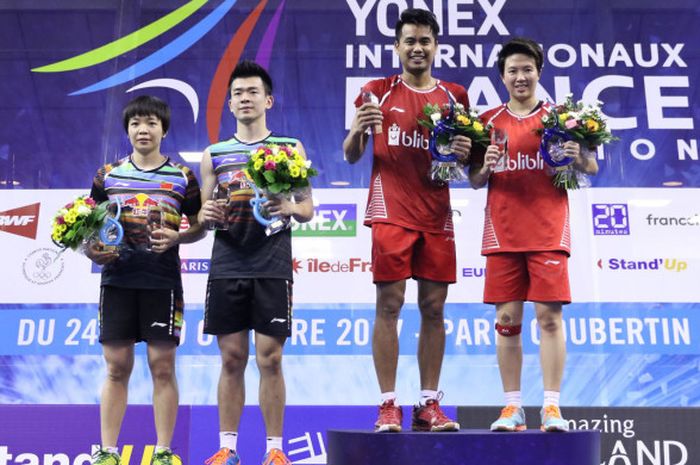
31, 0, 287, 144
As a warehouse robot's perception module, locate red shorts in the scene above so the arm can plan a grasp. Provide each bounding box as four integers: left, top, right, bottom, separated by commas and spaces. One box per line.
371, 223, 456, 283
483, 251, 571, 304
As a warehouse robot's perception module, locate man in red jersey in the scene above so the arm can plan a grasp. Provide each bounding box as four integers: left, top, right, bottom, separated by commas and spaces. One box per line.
343, 8, 471, 433
469, 38, 598, 433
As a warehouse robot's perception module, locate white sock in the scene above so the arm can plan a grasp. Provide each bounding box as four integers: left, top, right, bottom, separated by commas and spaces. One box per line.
220, 431, 238, 450
103, 447, 119, 454
544, 390, 560, 408
380, 391, 397, 405
419, 389, 438, 406
504, 391, 522, 408
154, 446, 170, 454
266, 437, 283, 453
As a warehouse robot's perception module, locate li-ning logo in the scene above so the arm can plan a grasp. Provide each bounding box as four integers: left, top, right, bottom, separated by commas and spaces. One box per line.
387, 123, 429, 149
0, 203, 40, 239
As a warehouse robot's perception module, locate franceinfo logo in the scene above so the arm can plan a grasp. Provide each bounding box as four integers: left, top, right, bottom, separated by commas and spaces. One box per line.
645, 213, 700, 227
592, 203, 630, 236
292, 204, 357, 237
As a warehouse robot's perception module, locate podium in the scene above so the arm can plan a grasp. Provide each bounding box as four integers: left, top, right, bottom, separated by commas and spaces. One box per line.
327, 429, 600, 465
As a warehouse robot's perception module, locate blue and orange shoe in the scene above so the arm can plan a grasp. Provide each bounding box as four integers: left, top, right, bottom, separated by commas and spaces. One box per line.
261, 448, 291, 465
540, 405, 570, 432
204, 448, 240, 465
490, 405, 527, 432
375, 399, 403, 432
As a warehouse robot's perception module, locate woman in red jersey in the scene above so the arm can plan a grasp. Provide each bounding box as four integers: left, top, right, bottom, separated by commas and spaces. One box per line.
469, 38, 598, 433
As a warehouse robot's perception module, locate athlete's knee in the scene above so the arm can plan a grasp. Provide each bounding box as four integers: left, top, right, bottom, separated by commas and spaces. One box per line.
377, 293, 403, 320
418, 296, 445, 321
221, 347, 248, 375
149, 359, 175, 384
537, 313, 562, 334
105, 360, 132, 383
256, 348, 283, 375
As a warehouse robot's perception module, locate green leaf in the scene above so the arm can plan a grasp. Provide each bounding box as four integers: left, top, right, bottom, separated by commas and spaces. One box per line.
263, 170, 276, 184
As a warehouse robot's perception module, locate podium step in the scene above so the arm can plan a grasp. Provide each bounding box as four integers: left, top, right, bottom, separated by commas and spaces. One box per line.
327, 429, 600, 465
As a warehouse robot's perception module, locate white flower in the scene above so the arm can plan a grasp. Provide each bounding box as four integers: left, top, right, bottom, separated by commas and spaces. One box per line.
430, 112, 442, 123
76, 205, 91, 216
304, 159, 312, 169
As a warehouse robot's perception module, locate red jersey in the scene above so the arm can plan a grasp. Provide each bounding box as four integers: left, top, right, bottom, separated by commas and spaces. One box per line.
479, 103, 571, 255
355, 75, 469, 234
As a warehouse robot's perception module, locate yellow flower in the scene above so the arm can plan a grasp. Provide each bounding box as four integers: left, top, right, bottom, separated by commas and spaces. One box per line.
473, 122, 484, 132
252, 150, 263, 161
301, 168, 308, 179
585, 119, 600, 131
456, 115, 470, 126
253, 159, 264, 170
64, 211, 77, 224
275, 153, 288, 163
289, 165, 301, 178
558, 113, 569, 124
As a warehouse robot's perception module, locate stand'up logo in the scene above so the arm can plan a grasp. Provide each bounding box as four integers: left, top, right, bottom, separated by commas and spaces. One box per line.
0, 203, 40, 239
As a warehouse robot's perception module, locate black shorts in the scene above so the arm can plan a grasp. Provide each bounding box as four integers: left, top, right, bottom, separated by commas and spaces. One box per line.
99, 285, 184, 344
204, 278, 292, 337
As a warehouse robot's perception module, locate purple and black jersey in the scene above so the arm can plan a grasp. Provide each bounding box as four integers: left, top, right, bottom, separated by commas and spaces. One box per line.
91, 156, 201, 289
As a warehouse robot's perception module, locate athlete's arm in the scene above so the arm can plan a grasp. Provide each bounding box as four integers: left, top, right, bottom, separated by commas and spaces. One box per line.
469, 144, 501, 189
343, 102, 382, 164
568, 142, 599, 175
197, 149, 225, 228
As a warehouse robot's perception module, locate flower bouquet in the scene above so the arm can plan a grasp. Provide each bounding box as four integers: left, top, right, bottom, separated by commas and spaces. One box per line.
539, 95, 617, 189
418, 102, 491, 184
51, 195, 111, 252
244, 143, 317, 235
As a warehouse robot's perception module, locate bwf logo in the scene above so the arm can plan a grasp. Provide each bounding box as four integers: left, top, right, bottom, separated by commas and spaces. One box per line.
592, 204, 629, 236
0, 203, 40, 239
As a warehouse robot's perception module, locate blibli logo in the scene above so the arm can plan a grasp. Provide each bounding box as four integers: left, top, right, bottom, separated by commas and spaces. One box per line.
292, 204, 357, 237
386, 123, 429, 150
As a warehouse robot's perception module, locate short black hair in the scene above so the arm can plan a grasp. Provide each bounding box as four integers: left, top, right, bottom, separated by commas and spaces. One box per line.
122, 95, 170, 134
227, 60, 273, 95
394, 8, 439, 41
497, 37, 544, 76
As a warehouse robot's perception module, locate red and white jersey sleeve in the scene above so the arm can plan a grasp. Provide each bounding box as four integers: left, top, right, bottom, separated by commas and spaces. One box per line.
354, 76, 469, 234
479, 103, 571, 255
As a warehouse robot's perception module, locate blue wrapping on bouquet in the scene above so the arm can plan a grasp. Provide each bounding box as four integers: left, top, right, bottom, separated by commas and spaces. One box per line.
249, 183, 290, 236
427, 102, 467, 184
540, 127, 574, 168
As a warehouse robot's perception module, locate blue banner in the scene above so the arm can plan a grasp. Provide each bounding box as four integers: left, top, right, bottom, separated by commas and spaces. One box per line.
0, 1, 697, 189
0, 303, 697, 356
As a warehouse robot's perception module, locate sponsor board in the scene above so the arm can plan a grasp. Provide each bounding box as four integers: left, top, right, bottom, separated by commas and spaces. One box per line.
458, 407, 698, 465
0, 203, 40, 239
292, 257, 371, 274
0, 405, 190, 464
292, 204, 357, 237
593, 203, 630, 236
597, 258, 688, 272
